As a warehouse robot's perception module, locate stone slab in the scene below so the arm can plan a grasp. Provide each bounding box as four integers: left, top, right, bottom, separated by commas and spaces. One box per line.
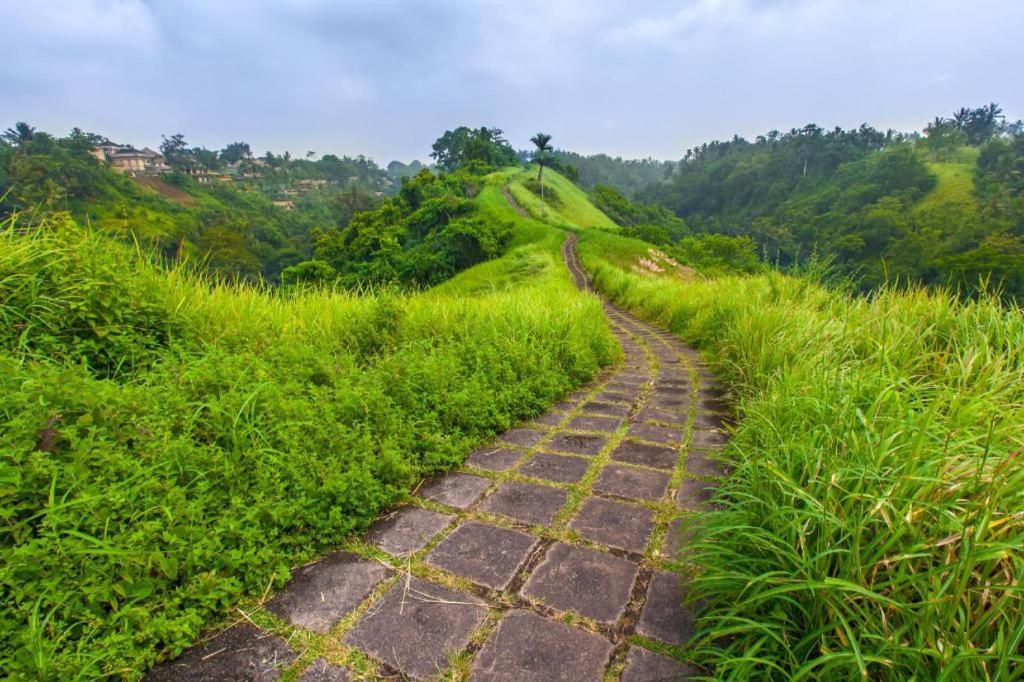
530, 410, 566, 427
593, 464, 670, 501
266, 552, 390, 633
569, 497, 654, 553
637, 571, 695, 645
147, 623, 297, 681
344, 577, 488, 680
470, 610, 612, 681
621, 646, 701, 681
299, 659, 351, 681
676, 478, 714, 511
567, 414, 623, 433
594, 390, 635, 404
637, 407, 688, 426
425, 521, 539, 590
368, 506, 453, 556
500, 427, 547, 447
582, 400, 632, 418
546, 432, 607, 456
628, 422, 685, 445
520, 542, 638, 624
518, 452, 591, 484
687, 450, 729, 478
691, 429, 728, 451
466, 446, 522, 472
612, 440, 679, 470
479, 481, 568, 526
417, 473, 491, 510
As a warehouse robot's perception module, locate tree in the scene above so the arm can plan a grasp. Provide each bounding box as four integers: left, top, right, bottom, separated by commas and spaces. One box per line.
160, 133, 194, 170
430, 126, 517, 172
3, 122, 36, 146
951, 103, 1005, 145
530, 132, 553, 216
220, 141, 252, 165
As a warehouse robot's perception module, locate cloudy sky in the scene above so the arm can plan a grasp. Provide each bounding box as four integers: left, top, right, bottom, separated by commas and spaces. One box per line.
3, 0, 1022, 163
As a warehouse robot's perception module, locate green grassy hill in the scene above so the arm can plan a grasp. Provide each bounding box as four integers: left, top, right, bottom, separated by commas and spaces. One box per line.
0, 172, 617, 676
3, 149, 1022, 679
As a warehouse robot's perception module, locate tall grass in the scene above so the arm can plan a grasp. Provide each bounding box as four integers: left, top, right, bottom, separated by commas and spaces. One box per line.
579, 230, 1024, 679
0, 218, 615, 677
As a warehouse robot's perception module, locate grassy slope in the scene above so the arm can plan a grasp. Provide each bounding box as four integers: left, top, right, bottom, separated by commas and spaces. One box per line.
505, 166, 619, 231
913, 147, 981, 239
578, 227, 1024, 679
0, 171, 617, 677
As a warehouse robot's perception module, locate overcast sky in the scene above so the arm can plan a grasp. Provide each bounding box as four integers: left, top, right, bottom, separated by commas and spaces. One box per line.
3, 0, 1022, 163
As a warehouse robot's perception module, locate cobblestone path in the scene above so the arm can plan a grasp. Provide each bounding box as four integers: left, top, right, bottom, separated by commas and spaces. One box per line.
149, 234, 730, 681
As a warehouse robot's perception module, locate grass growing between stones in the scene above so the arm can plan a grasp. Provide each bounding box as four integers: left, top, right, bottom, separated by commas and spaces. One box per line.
578, 228, 1024, 679
0, 215, 617, 678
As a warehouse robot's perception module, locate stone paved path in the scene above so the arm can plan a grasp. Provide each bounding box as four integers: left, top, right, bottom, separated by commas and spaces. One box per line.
149, 234, 730, 681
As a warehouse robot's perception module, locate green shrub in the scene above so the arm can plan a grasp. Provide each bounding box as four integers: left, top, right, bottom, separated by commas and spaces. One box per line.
580, 230, 1024, 679
0, 219, 615, 678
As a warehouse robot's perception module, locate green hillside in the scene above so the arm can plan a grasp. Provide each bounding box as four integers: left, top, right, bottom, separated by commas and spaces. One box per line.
0, 170, 616, 676
3, 121, 1023, 679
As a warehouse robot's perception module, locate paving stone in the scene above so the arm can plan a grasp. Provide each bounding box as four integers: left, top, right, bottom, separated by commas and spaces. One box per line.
687, 450, 730, 478
546, 432, 607, 456
691, 428, 728, 451
581, 400, 632, 418
368, 506, 453, 556
344, 577, 488, 680
653, 385, 689, 396
550, 399, 578, 412
466, 446, 522, 472
621, 646, 701, 681
479, 481, 568, 525
676, 478, 714, 511
530, 410, 566, 427
637, 406, 688, 426
470, 610, 612, 681
593, 464, 670, 501
518, 452, 591, 483
569, 497, 654, 553
698, 395, 729, 412
629, 422, 685, 445
692, 410, 728, 429
661, 517, 693, 559
567, 414, 623, 433
147, 623, 297, 681
594, 390, 635, 404
612, 440, 679, 470
425, 520, 538, 590
656, 378, 690, 388
648, 395, 690, 409
500, 427, 547, 447
417, 473, 491, 510
266, 552, 390, 633
520, 542, 638, 623
638, 571, 696, 645
299, 659, 351, 681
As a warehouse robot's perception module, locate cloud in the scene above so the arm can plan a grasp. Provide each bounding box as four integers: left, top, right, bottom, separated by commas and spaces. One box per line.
0, 0, 1021, 160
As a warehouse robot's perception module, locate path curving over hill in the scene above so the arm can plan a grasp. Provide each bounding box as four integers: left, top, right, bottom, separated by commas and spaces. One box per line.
149, 234, 730, 681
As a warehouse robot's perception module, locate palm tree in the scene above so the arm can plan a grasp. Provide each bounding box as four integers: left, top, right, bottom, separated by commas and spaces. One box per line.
530, 132, 553, 216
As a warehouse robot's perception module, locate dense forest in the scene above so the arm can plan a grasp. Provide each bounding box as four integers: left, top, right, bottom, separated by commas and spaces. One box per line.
0, 124, 392, 282
637, 104, 1024, 296
549, 150, 674, 197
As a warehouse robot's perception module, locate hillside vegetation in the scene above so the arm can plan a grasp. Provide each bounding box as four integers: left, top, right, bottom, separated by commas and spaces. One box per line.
579, 228, 1024, 679
0, 173, 616, 677
638, 106, 1024, 298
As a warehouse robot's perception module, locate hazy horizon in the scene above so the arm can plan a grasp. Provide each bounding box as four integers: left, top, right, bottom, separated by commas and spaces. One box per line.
3, 0, 1022, 163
